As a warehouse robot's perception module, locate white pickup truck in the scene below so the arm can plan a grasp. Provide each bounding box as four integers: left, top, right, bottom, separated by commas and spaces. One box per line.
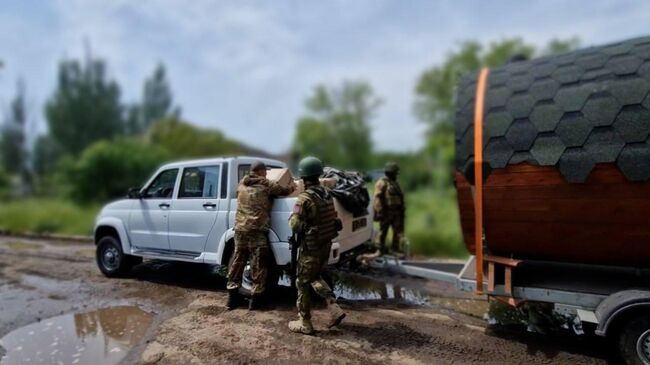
94, 156, 373, 291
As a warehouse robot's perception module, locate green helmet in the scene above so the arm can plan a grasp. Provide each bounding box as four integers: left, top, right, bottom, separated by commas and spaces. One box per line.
385, 161, 399, 174
298, 156, 324, 178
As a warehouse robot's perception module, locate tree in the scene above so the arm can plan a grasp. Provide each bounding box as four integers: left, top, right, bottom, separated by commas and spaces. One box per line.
293, 81, 381, 170
126, 64, 180, 135
32, 135, 64, 177
146, 118, 245, 158
293, 117, 341, 166
64, 138, 170, 203
1, 79, 28, 175
45, 56, 123, 156
142, 64, 180, 128
414, 37, 580, 186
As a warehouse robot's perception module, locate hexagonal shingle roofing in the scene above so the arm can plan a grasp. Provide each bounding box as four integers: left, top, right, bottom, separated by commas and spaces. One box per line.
455, 36, 650, 184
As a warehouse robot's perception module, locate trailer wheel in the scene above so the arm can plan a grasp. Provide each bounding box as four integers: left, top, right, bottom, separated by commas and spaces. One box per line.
618, 315, 650, 365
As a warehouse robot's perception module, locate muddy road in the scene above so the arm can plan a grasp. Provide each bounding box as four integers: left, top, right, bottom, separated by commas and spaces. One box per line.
0, 236, 614, 364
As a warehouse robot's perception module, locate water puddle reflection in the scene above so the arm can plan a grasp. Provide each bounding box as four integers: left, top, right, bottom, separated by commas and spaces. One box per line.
0, 306, 152, 365
330, 271, 430, 305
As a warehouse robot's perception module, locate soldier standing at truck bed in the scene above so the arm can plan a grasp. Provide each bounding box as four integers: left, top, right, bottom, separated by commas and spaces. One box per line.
373, 161, 405, 255
288, 156, 345, 335
227, 161, 295, 310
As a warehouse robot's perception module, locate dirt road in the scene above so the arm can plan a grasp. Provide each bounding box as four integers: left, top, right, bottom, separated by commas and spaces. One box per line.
0, 236, 613, 364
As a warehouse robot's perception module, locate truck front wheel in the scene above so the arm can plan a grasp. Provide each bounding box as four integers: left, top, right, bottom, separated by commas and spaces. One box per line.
618, 315, 650, 365
96, 235, 141, 277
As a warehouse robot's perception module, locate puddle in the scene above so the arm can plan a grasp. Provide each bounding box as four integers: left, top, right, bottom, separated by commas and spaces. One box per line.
0, 306, 152, 365
329, 271, 430, 305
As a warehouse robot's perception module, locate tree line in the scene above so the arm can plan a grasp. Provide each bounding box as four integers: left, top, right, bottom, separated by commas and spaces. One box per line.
0, 37, 579, 203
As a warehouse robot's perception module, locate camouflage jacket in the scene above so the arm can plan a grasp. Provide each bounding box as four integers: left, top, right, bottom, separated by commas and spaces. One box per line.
235, 173, 295, 232
373, 176, 404, 217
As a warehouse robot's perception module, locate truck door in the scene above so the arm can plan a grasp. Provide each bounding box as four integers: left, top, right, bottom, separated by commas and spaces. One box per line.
128, 168, 178, 251
168, 165, 225, 255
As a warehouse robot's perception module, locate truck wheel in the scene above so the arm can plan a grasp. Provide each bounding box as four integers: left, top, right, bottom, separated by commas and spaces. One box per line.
618, 315, 650, 365
96, 236, 139, 277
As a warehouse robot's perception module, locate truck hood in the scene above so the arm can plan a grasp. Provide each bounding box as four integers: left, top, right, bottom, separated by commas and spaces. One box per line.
98, 199, 135, 218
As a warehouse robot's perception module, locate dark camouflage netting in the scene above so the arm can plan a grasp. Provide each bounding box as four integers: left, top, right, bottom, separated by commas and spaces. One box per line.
321, 167, 370, 216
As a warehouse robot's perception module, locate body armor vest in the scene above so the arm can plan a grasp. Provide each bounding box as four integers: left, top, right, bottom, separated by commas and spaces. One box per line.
303, 186, 338, 251
384, 178, 403, 208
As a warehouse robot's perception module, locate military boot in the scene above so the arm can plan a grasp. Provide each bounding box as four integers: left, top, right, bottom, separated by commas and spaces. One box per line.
226, 289, 243, 310
326, 299, 346, 328
288, 316, 314, 335
248, 293, 265, 311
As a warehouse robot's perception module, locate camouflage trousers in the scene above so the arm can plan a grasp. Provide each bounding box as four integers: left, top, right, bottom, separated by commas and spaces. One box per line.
378, 210, 404, 253
296, 246, 335, 320
227, 230, 268, 295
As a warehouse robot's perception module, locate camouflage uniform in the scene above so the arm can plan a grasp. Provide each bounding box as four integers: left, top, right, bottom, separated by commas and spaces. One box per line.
373, 175, 405, 253
227, 172, 294, 295
289, 184, 341, 322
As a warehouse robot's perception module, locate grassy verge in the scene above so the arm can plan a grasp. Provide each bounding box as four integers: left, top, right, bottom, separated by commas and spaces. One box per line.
404, 188, 467, 258
0, 199, 100, 236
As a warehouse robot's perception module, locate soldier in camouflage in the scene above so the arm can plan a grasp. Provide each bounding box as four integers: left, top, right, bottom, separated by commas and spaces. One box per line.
227, 161, 295, 310
373, 161, 405, 255
288, 156, 346, 335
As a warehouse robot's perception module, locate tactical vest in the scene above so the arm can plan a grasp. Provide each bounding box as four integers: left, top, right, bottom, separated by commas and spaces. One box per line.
384, 178, 403, 208
303, 186, 338, 251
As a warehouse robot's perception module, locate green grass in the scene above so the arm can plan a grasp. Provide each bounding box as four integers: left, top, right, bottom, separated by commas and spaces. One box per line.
404, 188, 468, 258
0, 199, 100, 236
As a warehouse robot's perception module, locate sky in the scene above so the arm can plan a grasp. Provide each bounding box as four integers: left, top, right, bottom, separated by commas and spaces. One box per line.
1, 0, 649, 154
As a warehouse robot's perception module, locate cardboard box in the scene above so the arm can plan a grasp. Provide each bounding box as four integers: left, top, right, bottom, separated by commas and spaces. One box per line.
289, 178, 338, 197
266, 168, 295, 189
320, 178, 337, 188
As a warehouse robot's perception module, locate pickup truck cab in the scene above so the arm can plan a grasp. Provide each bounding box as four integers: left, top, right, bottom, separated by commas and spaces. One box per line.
94, 156, 373, 291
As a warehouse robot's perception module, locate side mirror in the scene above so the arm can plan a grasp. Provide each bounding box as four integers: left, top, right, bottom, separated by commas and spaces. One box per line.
127, 187, 142, 199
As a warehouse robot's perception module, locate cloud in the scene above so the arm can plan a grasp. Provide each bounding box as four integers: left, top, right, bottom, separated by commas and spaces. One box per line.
1, 0, 650, 155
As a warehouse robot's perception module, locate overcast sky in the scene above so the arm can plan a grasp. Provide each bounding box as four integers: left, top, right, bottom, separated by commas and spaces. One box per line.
1, 0, 649, 154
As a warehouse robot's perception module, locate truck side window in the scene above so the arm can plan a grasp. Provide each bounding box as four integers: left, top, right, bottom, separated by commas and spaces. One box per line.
143, 169, 178, 199
237, 164, 250, 182
237, 163, 283, 182
179, 166, 221, 199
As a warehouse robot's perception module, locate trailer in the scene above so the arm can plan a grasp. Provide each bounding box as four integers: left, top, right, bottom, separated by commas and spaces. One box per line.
371, 254, 650, 365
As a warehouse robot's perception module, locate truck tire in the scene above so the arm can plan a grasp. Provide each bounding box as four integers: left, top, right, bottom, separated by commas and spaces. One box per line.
455, 36, 650, 184
618, 315, 650, 365
96, 235, 141, 277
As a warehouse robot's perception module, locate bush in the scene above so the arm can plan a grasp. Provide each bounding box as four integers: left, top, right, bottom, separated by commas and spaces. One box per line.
0, 167, 10, 200
404, 188, 466, 258
64, 138, 170, 203
0, 199, 99, 235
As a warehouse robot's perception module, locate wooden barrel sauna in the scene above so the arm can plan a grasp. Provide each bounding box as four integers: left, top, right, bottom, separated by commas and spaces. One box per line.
454, 36, 650, 267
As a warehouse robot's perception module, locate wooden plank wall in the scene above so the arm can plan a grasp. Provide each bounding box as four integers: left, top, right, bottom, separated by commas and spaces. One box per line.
455, 163, 650, 267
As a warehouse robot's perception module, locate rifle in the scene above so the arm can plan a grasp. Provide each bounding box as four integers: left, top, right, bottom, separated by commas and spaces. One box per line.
288, 229, 303, 289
